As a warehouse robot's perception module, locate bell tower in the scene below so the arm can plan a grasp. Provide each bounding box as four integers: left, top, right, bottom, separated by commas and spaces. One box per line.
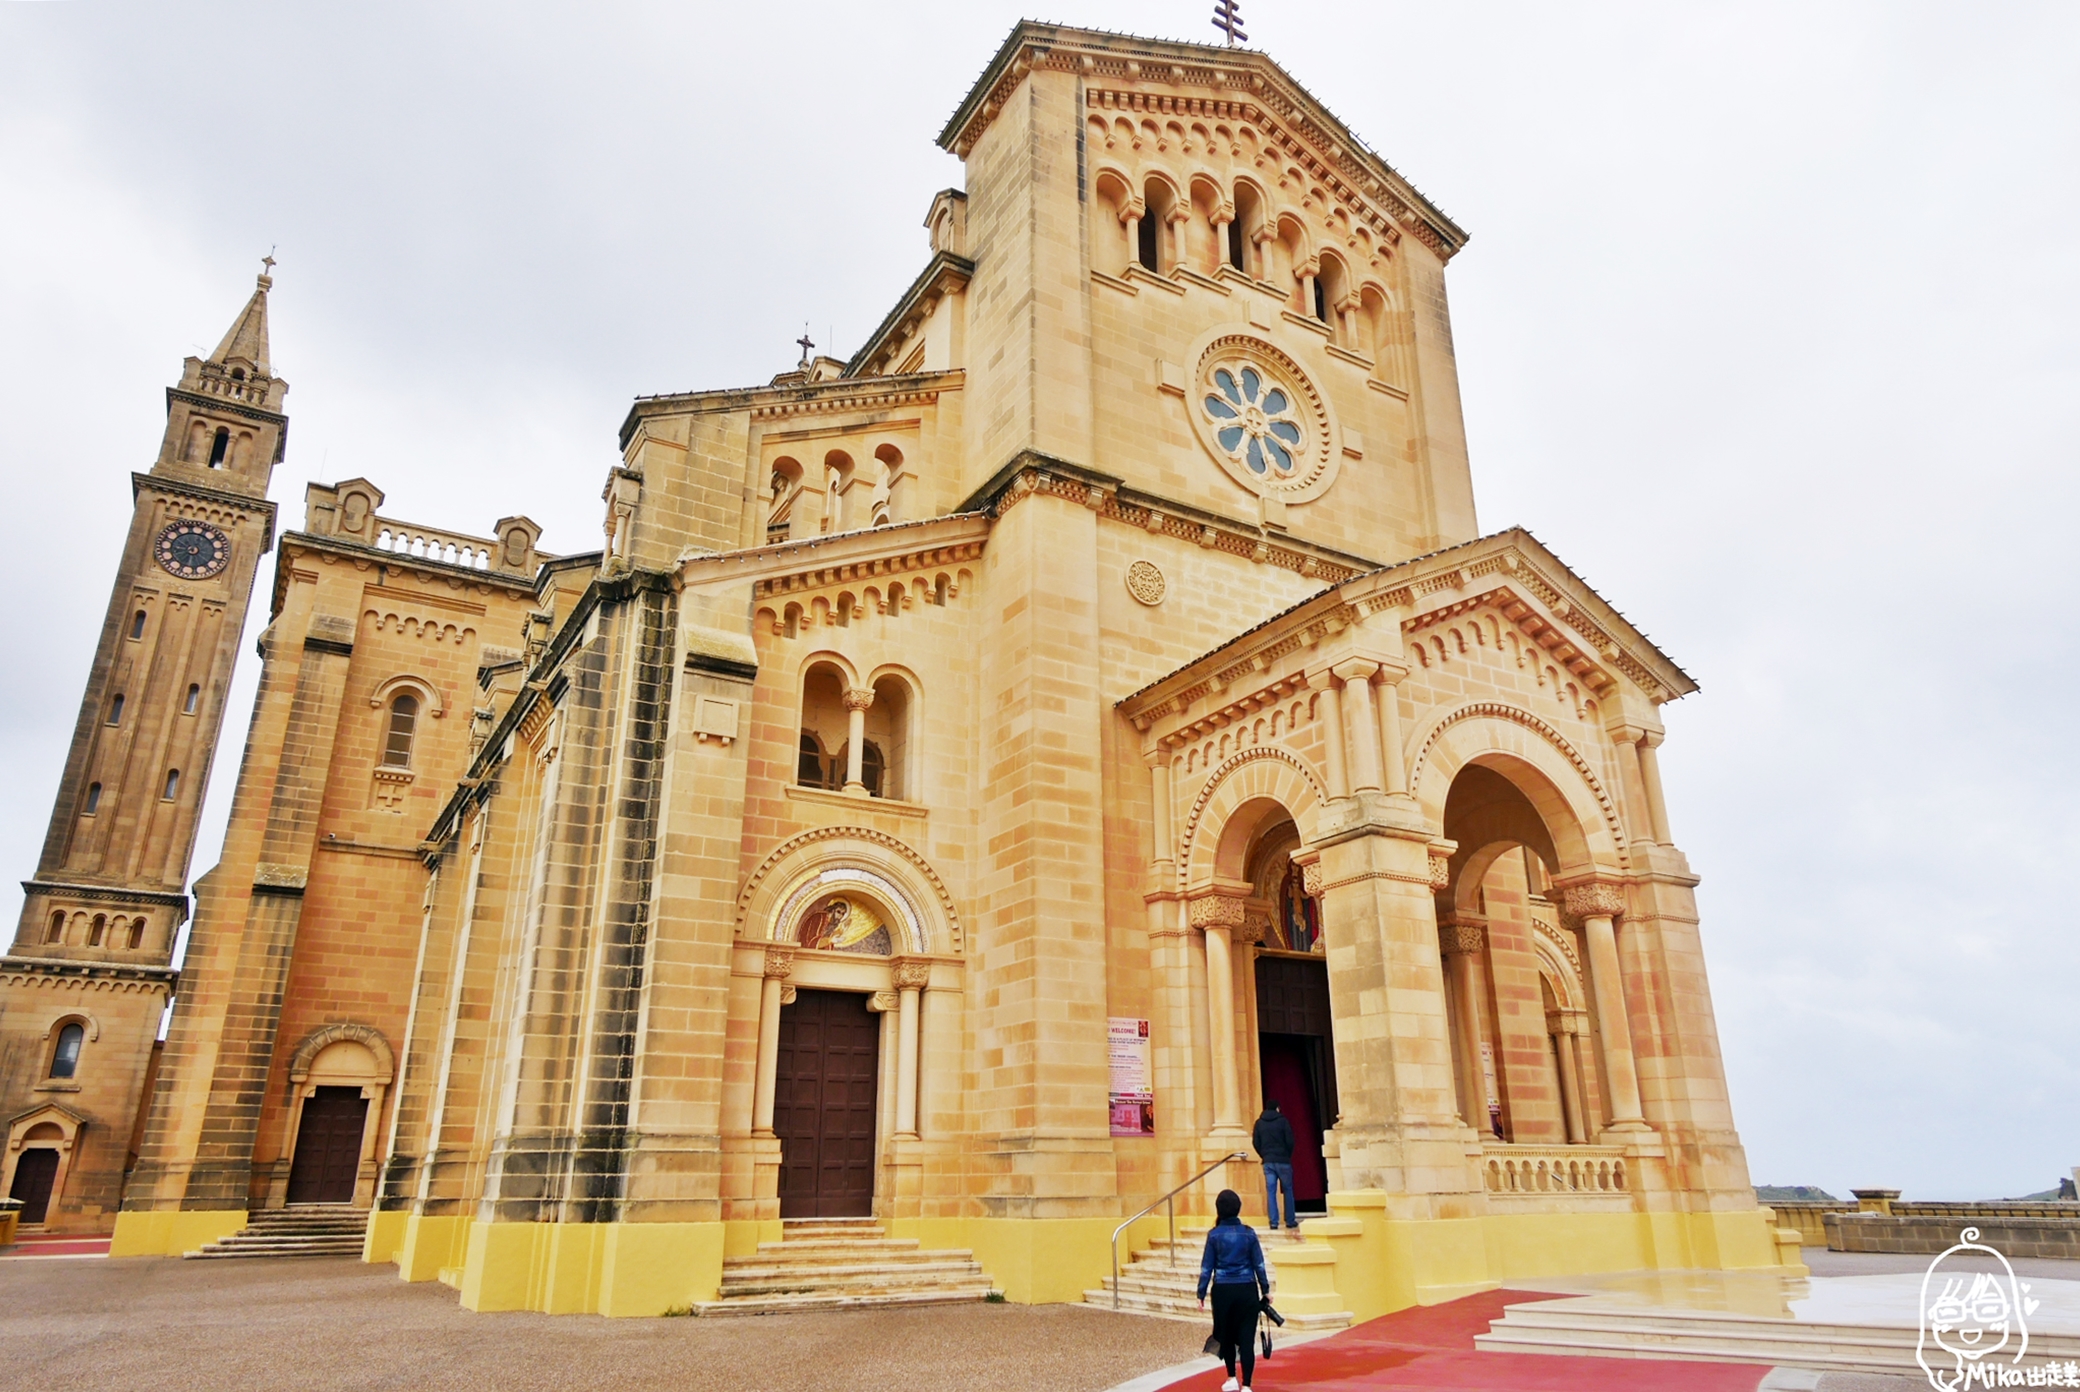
11, 266, 286, 963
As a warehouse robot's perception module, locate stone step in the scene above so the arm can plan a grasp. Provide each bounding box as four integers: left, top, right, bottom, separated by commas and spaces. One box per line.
692, 1284, 994, 1318
1476, 1303, 2080, 1375
722, 1256, 982, 1283
749, 1237, 924, 1258
185, 1240, 367, 1259
729, 1250, 975, 1277
720, 1267, 986, 1299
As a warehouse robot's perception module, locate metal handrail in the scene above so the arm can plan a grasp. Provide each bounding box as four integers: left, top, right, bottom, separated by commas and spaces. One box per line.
1111, 1151, 1249, 1309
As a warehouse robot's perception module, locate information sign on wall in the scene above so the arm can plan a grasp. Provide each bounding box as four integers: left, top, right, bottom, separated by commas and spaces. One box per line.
1109, 1017, 1155, 1137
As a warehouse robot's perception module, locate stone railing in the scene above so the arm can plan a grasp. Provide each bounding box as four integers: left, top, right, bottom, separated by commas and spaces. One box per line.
1483, 1143, 1627, 1196
193, 370, 271, 404
372, 518, 502, 571
1766, 1200, 1857, 1245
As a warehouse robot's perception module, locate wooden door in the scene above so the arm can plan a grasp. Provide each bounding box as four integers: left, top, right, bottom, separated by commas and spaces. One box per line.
8, 1148, 59, 1224
774, 989, 880, 1218
285, 1086, 369, 1205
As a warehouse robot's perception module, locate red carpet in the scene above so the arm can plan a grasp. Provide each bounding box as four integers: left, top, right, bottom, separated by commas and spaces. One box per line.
1166, 1289, 1769, 1391
1, 1234, 112, 1258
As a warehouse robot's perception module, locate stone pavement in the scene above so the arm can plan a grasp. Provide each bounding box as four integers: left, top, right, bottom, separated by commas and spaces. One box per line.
0, 1254, 1207, 1392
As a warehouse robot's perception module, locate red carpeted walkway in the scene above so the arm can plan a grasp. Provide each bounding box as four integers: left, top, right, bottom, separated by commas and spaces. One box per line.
1, 1233, 112, 1259
1165, 1289, 1770, 1391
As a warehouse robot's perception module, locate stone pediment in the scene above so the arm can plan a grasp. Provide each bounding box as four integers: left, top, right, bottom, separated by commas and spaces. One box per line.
1119, 528, 1697, 745
940, 22, 1467, 262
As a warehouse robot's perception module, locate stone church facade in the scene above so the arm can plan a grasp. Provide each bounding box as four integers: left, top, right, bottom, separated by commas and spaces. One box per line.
9, 21, 1800, 1315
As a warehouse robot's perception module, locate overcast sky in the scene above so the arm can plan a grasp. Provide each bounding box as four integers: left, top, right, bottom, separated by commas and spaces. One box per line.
2, 2, 2073, 1202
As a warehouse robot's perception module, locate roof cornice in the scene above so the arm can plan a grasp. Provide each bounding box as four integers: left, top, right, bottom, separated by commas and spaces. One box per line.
939, 22, 1467, 260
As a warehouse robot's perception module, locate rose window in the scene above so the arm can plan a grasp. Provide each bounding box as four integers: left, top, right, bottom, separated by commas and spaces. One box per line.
1204, 366, 1306, 478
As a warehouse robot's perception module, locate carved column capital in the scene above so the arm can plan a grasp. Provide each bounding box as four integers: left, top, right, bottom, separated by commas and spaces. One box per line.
866, 989, 897, 1013
1560, 881, 1626, 922
842, 687, 876, 713
1428, 849, 1454, 891
891, 957, 932, 990
1331, 657, 1380, 685
1187, 894, 1246, 930
1300, 861, 1324, 897
1236, 911, 1270, 947
1438, 919, 1487, 957
762, 945, 797, 980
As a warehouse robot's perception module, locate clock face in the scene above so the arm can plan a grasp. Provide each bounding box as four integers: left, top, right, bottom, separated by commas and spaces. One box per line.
154, 520, 230, 580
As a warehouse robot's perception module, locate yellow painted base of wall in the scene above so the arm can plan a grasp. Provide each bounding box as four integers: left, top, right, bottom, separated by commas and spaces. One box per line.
449, 1219, 726, 1316
364, 1209, 407, 1266
888, 1213, 1172, 1305
108, 1209, 248, 1257
723, 1218, 783, 1259
1312, 1192, 1799, 1324
383, 1211, 475, 1282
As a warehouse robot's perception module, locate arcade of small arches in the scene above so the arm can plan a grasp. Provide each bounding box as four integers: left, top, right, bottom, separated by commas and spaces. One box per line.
765, 441, 910, 545
41, 907, 157, 954
1089, 158, 1410, 383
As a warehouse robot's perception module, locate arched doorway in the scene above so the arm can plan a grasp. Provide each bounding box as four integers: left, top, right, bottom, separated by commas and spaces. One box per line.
7, 1124, 65, 1225
1437, 763, 1601, 1145
1242, 818, 1337, 1215
282, 1034, 391, 1207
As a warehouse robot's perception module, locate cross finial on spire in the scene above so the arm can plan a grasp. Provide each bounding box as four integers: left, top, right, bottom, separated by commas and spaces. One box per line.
796, 325, 816, 369
261, 252, 276, 276
1212, 0, 1247, 46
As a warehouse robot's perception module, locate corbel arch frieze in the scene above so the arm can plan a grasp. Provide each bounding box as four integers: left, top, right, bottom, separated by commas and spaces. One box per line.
1177, 745, 1327, 893
1408, 701, 1629, 878
734, 826, 964, 954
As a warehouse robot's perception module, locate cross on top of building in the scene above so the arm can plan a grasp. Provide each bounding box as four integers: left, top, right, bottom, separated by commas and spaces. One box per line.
1212, 0, 1247, 46
796, 328, 816, 368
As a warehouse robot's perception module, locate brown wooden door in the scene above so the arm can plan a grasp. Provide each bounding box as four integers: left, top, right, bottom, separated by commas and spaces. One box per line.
775, 989, 880, 1218
286, 1086, 369, 1205
8, 1148, 59, 1224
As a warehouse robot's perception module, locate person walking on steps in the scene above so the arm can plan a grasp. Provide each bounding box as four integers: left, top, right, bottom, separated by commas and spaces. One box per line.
1253, 1100, 1300, 1235
1197, 1188, 1269, 1392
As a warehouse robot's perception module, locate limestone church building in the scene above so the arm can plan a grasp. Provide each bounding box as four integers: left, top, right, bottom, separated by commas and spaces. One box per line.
4, 22, 1804, 1318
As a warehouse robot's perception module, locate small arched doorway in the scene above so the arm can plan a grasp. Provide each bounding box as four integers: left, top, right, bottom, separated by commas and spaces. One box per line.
1243, 818, 1337, 1216
7, 1124, 66, 1225
282, 1035, 390, 1207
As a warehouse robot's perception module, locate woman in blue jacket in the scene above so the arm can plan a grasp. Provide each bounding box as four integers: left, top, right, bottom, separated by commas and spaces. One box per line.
1196, 1188, 1269, 1391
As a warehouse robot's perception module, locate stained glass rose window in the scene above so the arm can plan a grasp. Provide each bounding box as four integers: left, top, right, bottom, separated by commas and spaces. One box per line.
1204, 365, 1306, 478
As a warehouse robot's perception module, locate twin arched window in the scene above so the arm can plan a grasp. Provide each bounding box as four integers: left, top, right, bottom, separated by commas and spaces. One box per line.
797, 665, 913, 801
382, 692, 419, 768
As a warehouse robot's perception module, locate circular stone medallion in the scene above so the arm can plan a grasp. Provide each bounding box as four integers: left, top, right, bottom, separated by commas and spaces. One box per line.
1125, 560, 1166, 606
1187, 334, 1339, 504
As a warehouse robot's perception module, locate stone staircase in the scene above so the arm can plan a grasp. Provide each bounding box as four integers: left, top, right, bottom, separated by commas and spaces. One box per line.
692, 1218, 996, 1316
1084, 1224, 1351, 1332
184, 1205, 369, 1260
1475, 1292, 2080, 1375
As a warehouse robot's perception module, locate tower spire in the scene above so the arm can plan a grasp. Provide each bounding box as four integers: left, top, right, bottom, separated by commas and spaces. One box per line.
207, 257, 275, 375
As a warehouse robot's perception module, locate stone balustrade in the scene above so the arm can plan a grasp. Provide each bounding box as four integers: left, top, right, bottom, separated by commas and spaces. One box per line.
372, 518, 501, 571
1483, 1143, 1627, 1196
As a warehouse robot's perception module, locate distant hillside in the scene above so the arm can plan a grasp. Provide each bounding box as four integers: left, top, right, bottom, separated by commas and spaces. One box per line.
1755, 1185, 1840, 1202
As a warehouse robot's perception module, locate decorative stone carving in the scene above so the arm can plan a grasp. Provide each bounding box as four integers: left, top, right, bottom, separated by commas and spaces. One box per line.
891, 958, 932, 990
779, 984, 796, 1005
1438, 922, 1487, 957
1186, 894, 1246, 930
1428, 850, 1452, 890
842, 688, 875, 713
1561, 883, 1626, 920
1125, 560, 1167, 606
866, 990, 898, 1013
1300, 861, 1324, 896
1236, 911, 1270, 946
762, 945, 797, 980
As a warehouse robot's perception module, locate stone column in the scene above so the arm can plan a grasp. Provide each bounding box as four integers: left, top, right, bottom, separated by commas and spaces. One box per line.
892, 958, 930, 1139
1148, 752, 1175, 869
1438, 920, 1490, 1133
1192, 894, 1247, 1135
1637, 733, 1674, 845
1307, 669, 1349, 799
1298, 264, 1318, 318
1549, 1011, 1588, 1144
1374, 666, 1409, 797
752, 946, 796, 1136
1210, 207, 1235, 269
1565, 883, 1648, 1131
1167, 206, 1190, 268
1251, 225, 1277, 281
1611, 725, 1655, 844
1333, 659, 1383, 794
842, 687, 874, 795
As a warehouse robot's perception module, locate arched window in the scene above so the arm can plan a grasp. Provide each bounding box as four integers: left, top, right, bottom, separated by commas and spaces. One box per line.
127, 917, 146, 950
50, 1023, 84, 1079
1137, 205, 1160, 272
45, 911, 64, 944
382, 693, 419, 768
106, 694, 124, 726
184, 684, 200, 714
857, 740, 886, 798
162, 768, 180, 801
1313, 276, 1328, 323
88, 914, 107, 947
83, 783, 102, 815
864, 674, 913, 801
129, 610, 147, 640
797, 664, 848, 790
207, 426, 231, 467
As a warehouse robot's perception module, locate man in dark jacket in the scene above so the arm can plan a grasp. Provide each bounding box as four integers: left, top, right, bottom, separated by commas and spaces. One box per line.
1252, 1101, 1299, 1232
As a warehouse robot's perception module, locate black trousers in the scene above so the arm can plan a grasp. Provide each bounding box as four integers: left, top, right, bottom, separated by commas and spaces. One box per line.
1210, 1280, 1261, 1383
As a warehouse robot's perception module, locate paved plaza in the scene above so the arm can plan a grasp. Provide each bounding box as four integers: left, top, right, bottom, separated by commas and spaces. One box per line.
0, 1255, 1207, 1392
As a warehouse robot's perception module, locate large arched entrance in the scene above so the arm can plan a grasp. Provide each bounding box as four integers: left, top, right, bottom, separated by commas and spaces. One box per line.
1241, 817, 1337, 1214
1437, 761, 1603, 1146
